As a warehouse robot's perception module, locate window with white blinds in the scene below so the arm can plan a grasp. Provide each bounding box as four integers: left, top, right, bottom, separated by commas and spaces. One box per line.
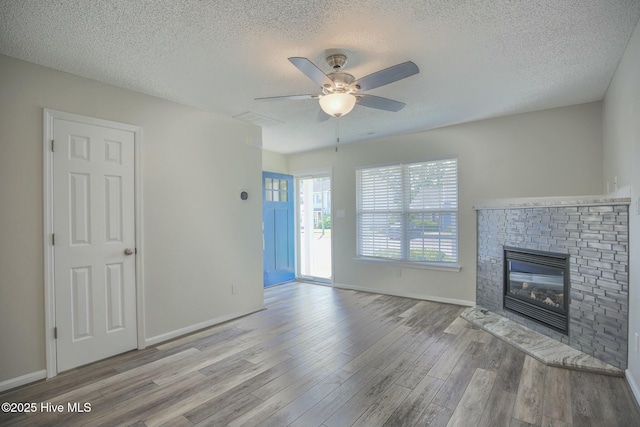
356, 158, 458, 264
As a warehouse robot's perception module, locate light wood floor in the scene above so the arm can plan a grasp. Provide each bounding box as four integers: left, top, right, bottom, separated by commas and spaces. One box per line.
1, 282, 639, 427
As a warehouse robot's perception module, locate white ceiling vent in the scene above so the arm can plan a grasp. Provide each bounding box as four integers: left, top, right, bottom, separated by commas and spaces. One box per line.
233, 112, 284, 127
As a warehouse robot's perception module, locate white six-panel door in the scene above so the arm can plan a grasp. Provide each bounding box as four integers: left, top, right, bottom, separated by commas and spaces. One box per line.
52, 118, 137, 372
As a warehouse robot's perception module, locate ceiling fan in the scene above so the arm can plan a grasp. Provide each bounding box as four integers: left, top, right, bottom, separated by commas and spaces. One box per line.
255, 54, 419, 120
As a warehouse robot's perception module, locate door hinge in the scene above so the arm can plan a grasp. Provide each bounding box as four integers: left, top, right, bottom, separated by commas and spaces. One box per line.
53, 327, 58, 339
52, 233, 55, 246
135, 248, 138, 254
51, 139, 55, 152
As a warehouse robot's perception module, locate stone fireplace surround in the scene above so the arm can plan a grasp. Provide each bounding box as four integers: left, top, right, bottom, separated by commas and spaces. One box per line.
475, 196, 630, 370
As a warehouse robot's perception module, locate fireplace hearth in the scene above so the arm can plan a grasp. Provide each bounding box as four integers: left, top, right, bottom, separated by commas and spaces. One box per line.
503, 247, 569, 334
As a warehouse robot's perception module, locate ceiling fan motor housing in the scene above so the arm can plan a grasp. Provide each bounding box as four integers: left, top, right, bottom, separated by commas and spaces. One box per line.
324, 71, 355, 94
326, 54, 348, 70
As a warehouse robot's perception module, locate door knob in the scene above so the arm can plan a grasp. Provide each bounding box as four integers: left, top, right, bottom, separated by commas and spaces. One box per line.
124, 248, 134, 256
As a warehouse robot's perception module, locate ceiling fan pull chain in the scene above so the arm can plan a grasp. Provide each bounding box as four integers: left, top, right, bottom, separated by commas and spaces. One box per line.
335, 116, 340, 152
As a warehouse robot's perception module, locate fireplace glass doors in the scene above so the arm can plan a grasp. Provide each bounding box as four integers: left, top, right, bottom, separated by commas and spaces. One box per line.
503, 247, 569, 334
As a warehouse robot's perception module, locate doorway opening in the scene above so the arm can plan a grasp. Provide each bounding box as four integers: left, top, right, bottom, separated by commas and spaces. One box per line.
297, 174, 332, 283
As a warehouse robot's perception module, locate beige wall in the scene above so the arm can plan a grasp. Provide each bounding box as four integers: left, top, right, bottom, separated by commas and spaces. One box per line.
288, 102, 604, 304
603, 18, 640, 398
0, 55, 264, 384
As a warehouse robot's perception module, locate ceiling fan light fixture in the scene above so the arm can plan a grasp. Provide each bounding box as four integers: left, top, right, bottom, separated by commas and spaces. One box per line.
319, 93, 357, 117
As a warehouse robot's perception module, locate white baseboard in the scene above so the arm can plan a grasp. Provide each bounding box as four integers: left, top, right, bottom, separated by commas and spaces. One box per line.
145, 306, 265, 347
0, 370, 46, 393
333, 283, 475, 307
627, 369, 640, 408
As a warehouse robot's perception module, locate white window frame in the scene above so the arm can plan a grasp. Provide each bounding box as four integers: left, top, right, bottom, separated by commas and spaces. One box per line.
356, 157, 460, 271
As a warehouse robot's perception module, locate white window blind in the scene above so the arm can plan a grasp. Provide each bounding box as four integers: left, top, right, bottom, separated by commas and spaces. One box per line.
356, 158, 458, 264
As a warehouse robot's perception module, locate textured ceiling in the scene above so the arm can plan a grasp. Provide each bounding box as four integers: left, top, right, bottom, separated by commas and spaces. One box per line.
1, 1, 639, 153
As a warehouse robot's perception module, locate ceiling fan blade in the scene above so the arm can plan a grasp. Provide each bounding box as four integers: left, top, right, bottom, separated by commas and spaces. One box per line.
288, 57, 333, 88
354, 61, 419, 91
356, 94, 406, 112
255, 94, 319, 101
317, 109, 331, 122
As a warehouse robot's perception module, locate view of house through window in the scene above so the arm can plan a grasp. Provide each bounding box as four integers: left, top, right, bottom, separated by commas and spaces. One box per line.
298, 175, 332, 281
356, 158, 458, 265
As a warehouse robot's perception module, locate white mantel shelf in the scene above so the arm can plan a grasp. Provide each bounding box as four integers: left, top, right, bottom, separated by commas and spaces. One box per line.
474, 195, 631, 211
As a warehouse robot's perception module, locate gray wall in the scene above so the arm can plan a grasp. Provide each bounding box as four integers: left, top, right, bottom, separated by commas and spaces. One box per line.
602, 17, 640, 395
0, 55, 264, 384
288, 103, 604, 304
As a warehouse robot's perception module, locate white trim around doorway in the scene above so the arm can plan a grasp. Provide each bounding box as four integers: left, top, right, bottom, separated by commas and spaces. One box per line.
293, 168, 334, 285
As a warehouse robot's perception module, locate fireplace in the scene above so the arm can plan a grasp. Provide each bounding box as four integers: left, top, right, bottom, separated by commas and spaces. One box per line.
476, 198, 629, 369
503, 247, 569, 334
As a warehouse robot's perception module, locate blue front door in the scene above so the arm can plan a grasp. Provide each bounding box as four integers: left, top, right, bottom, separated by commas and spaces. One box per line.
263, 172, 295, 287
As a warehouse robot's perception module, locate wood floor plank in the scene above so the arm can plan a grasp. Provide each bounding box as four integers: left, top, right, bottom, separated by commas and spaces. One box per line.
78, 371, 207, 427
541, 415, 571, 427
143, 353, 292, 427
477, 389, 516, 427
570, 369, 640, 427
288, 365, 381, 427
445, 368, 497, 427
403, 329, 439, 356
493, 343, 526, 394
383, 372, 444, 426
147, 338, 256, 387
432, 340, 486, 410
323, 351, 418, 427
395, 333, 453, 389
510, 418, 537, 427
341, 318, 406, 358
249, 351, 353, 404
253, 367, 358, 427
228, 363, 345, 427
50, 348, 201, 406
158, 415, 194, 427
190, 393, 263, 426
366, 330, 423, 371
342, 324, 411, 373
542, 366, 572, 425
443, 316, 468, 335
351, 383, 411, 427
427, 327, 475, 380
477, 336, 509, 372
570, 370, 605, 422
419, 403, 454, 427
513, 356, 547, 425
186, 350, 345, 425
398, 300, 432, 318
407, 303, 463, 332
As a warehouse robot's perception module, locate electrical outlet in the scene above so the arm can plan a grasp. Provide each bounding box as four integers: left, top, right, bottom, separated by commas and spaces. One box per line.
396, 268, 402, 278
232, 284, 239, 295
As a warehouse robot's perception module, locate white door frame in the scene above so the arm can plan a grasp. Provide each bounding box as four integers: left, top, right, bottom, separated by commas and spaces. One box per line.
43, 109, 146, 378
293, 167, 334, 284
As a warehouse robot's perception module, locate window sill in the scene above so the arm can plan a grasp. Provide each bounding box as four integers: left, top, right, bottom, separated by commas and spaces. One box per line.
354, 257, 462, 272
